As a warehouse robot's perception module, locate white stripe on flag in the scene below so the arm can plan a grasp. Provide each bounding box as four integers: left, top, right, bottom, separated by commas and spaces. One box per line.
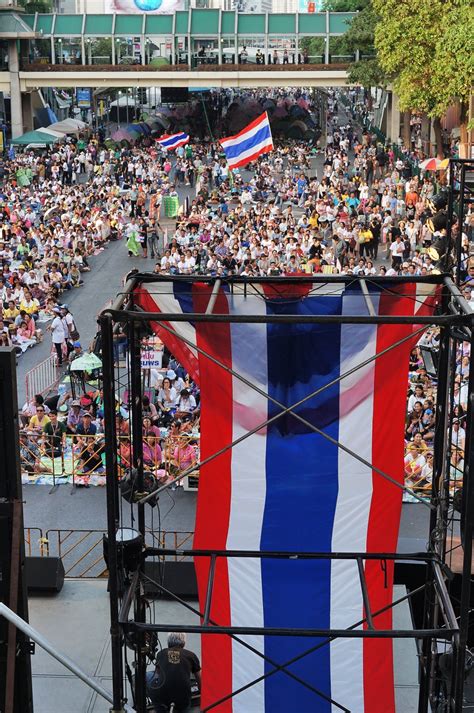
330, 291, 381, 713
220, 115, 270, 150
226, 290, 267, 713
227, 136, 274, 168
148, 283, 197, 361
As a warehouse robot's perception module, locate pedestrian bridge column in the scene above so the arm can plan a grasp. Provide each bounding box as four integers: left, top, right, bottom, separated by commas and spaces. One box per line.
387, 91, 401, 144
21, 93, 34, 133
8, 39, 23, 138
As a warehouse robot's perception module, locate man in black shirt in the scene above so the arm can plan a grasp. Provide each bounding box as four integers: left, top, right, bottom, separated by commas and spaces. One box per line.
147, 632, 201, 712
43, 410, 66, 459
369, 216, 381, 260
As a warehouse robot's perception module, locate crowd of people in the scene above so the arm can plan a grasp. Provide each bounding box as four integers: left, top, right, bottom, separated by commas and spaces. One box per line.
1, 88, 472, 495
404, 329, 470, 500
19, 350, 201, 487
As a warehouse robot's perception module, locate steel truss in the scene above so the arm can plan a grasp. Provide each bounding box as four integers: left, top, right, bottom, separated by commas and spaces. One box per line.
100, 272, 474, 713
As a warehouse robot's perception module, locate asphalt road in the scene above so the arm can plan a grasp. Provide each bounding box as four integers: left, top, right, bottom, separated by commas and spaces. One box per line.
16, 239, 150, 407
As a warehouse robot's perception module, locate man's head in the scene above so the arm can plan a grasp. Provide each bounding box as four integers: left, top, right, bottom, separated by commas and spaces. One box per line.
168, 632, 186, 649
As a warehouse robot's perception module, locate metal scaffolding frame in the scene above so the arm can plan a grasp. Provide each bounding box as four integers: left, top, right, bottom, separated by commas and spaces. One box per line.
100, 270, 474, 713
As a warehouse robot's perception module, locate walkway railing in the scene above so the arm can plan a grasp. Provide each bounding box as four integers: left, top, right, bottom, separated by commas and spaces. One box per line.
22, 61, 352, 72
25, 353, 59, 403
23, 528, 195, 577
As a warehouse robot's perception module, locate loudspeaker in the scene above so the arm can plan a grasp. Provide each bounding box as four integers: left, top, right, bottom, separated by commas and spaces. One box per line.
144, 561, 198, 599
25, 557, 65, 593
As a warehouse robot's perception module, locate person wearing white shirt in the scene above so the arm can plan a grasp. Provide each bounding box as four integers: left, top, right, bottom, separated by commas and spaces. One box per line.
48, 307, 66, 365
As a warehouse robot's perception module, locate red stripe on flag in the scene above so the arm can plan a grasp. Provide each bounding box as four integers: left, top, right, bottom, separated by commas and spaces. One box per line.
133, 287, 200, 383
228, 143, 273, 170
261, 280, 313, 301
364, 283, 417, 713
192, 283, 233, 713
220, 111, 269, 146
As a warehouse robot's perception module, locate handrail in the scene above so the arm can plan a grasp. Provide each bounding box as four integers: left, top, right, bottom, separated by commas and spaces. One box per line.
0, 603, 114, 706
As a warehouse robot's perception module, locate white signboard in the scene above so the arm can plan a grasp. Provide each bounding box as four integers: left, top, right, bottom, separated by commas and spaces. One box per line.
104, 0, 184, 14
141, 350, 163, 369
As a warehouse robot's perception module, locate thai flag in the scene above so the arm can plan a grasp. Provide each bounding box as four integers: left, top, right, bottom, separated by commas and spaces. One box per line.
220, 112, 274, 169
134, 279, 438, 713
156, 132, 189, 150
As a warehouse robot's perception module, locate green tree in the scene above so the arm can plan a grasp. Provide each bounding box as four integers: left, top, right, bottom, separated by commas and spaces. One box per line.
373, 0, 474, 155
300, 36, 325, 63
88, 38, 113, 63
324, 0, 386, 90
430, 0, 474, 153
23, 0, 52, 12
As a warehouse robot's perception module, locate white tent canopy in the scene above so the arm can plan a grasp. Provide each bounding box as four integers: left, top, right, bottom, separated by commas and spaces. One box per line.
47, 118, 88, 134
38, 127, 67, 139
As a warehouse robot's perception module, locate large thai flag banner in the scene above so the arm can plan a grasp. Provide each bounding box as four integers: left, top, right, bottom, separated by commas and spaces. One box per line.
134, 279, 438, 713
219, 113, 274, 169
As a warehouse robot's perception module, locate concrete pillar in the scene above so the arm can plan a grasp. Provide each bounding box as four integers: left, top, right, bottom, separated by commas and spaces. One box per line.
388, 91, 401, 144
21, 93, 34, 133
8, 40, 23, 139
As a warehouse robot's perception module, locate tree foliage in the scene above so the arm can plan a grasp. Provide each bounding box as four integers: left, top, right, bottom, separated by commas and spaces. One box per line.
23, 0, 52, 12
347, 57, 386, 88
323, 0, 386, 89
373, 0, 474, 118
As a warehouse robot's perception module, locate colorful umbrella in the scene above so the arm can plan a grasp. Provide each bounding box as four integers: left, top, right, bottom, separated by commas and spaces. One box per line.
419, 158, 450, 171
70, 352, 102, 372
111, 129, 131, 142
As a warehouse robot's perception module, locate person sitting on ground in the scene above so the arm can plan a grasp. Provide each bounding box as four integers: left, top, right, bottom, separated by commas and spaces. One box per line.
404, 443, 426, 483
19, 430, 41, 474
28, 404, 50, 433
67, 399, 83, 433
174, 388, 197, 421
43, 410, 67, 459
76, 412, 103, 473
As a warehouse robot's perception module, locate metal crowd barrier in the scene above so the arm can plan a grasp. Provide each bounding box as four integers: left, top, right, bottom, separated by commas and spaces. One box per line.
25, 353, 59, 403
23, 528, 195, 576
20, 432, 199, 488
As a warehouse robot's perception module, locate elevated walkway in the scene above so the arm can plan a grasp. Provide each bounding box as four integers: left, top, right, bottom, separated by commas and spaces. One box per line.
3, 67, 350, 92
0, 8, 363, 132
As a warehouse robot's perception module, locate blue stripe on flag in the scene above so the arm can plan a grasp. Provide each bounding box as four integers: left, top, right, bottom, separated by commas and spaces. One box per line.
159, 133, 187, 147
221, 125, 271, 161
261, 294, 343, 713
172, 280, 195, 326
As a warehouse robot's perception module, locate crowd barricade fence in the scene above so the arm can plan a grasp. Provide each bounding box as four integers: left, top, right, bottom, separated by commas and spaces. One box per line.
25, 353, 59, 404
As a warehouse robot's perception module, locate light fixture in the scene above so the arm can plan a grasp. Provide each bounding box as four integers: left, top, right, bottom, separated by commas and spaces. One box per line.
103, 527, 143, 573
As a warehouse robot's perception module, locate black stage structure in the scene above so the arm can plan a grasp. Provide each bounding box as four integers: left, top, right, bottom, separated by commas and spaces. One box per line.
99, 157, 474, 713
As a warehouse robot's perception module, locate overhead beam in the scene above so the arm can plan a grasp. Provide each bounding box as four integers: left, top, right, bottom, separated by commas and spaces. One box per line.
18, 70, 351, 91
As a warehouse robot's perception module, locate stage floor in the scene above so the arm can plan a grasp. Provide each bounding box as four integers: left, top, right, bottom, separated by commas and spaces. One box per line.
28, 580, 418, 713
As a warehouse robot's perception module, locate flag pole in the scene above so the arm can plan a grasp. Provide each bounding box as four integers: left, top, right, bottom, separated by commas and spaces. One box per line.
200, 93, 215, 143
